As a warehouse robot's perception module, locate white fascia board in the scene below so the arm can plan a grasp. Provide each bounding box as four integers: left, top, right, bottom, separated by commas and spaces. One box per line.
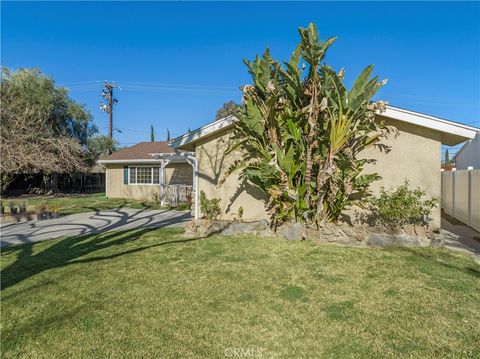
170, 115, 237, 149
383, 106, 478, 140
171, 106, 478, 149
97, 159, 161, 164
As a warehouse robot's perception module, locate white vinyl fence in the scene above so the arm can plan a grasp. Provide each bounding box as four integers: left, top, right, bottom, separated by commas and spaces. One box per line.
441, 169, 480, 232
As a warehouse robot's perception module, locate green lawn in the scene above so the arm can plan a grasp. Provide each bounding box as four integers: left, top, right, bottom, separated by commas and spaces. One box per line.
2, 193, 164, 215
1, 229, 479, 358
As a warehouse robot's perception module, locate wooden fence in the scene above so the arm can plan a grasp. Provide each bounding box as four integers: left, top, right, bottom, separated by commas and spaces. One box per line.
4, 173, 105, 196
441, 169, 480, 231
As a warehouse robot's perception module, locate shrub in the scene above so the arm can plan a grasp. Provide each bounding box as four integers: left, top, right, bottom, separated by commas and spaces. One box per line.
358, 181, 438, 229
238, 206, 244, 222
152, 193, 161, 205
8, 201, 17, 214
200, 191, 221, 221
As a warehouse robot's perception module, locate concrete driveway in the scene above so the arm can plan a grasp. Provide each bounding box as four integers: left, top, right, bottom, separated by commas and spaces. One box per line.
442, 217, 480, 263
0, 208, 191, 247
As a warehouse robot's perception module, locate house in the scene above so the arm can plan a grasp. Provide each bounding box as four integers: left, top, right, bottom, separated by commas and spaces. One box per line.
98, 142, 194, 205
454, 132, 480, 169
441, 163, 456, 172
171, 106, 479, 229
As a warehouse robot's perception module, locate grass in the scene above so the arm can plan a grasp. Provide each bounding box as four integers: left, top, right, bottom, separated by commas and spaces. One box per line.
1, 193, 164, 215
1, 229, 480, 358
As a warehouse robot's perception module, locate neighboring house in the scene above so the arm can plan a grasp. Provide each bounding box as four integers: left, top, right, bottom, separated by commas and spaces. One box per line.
441, 163, 456, 172
98, 142, 194, 204
171, 106, 479, 229
454, 132, 480, 169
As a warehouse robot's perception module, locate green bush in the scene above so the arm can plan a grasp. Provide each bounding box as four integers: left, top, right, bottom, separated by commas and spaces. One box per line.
358, 181, 438, 229
200, 191, 221, 221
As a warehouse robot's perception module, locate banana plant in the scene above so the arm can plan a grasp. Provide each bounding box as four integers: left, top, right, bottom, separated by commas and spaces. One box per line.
225, 23, 396, 227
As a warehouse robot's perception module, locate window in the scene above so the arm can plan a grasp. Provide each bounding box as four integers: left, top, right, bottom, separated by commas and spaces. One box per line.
152, 167, 160, 184
128, 167, 160, 184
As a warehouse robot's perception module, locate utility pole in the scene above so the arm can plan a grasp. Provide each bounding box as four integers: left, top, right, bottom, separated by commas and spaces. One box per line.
100, 82, 118, 139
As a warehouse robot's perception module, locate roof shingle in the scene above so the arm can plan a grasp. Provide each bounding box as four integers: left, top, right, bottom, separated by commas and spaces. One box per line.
99, 142, 174, 161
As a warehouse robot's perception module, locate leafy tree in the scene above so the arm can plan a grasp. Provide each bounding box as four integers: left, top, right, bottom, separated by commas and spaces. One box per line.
85, 135, 120, 166
166, 128, 171, 141
150, 125, 155, 142
444, 149, 450, 164
0, 67, 96, 191
215, 101, 241, 120
224, 23, 397, 227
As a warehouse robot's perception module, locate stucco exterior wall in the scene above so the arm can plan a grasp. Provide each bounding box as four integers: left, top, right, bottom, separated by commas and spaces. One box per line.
195, 118, 442, 228
106, 163, 193, 201
196, 130, 269, 222
360, 117, 442, 228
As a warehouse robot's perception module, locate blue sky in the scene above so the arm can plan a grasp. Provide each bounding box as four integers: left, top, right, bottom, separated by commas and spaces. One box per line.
2, 1, 479, 155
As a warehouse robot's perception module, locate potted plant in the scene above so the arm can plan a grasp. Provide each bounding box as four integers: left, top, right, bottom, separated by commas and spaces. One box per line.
8, 201, 17, 215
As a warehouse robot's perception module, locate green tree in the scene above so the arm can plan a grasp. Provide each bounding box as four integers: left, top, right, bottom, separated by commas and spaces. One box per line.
150, 125, 155, 142
225, 23, 396, 227
215, 101, 241, 120
86, 135, 120, 166
444, 149, 450, 164
166, 128, 171, 141
0, 67, 96, 191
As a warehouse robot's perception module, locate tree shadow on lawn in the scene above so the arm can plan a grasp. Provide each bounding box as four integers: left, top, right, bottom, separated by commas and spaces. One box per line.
1, 213, 200, 290
400, 247, 480, 278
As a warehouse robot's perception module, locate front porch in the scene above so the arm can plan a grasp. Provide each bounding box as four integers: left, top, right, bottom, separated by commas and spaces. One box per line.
151, 151, 199, 218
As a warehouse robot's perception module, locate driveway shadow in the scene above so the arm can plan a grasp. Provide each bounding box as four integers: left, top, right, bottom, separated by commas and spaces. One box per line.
1, 207, 191, 247
1, 212, 195, 290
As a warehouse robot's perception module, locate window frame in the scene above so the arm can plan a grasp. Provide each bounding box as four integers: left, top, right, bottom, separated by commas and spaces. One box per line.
128, 166, 161, 185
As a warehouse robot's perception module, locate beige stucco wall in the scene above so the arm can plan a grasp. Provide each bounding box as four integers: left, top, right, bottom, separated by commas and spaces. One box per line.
106, 163, 193, 201
360, 117, 442, 228
196, 130, 269, 222
196, 118, 442, 228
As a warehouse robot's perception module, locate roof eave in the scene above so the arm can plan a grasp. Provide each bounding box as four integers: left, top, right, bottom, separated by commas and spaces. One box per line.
170, 115, 237, 150
382, 106, 478, 146
97, 159, 162, 164
171, 106, 478, 149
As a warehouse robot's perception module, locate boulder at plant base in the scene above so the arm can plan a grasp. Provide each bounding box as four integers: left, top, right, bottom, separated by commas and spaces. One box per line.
277, 222, 305, 241
366, 233, 422, 248
184, 219, 230, 238
184, 219, 443, 249
221, 222, 259, 236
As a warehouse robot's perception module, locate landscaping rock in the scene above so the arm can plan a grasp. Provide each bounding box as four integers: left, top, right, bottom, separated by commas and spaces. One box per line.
429, 228, 456, 248
277, 222, 305, 241
184, 219, 230, 238
366, 233, 422, 248
429, 235, 445, 248
253, 219, 269, 231
185, 218, 443, 250
221, 222, 257, 236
